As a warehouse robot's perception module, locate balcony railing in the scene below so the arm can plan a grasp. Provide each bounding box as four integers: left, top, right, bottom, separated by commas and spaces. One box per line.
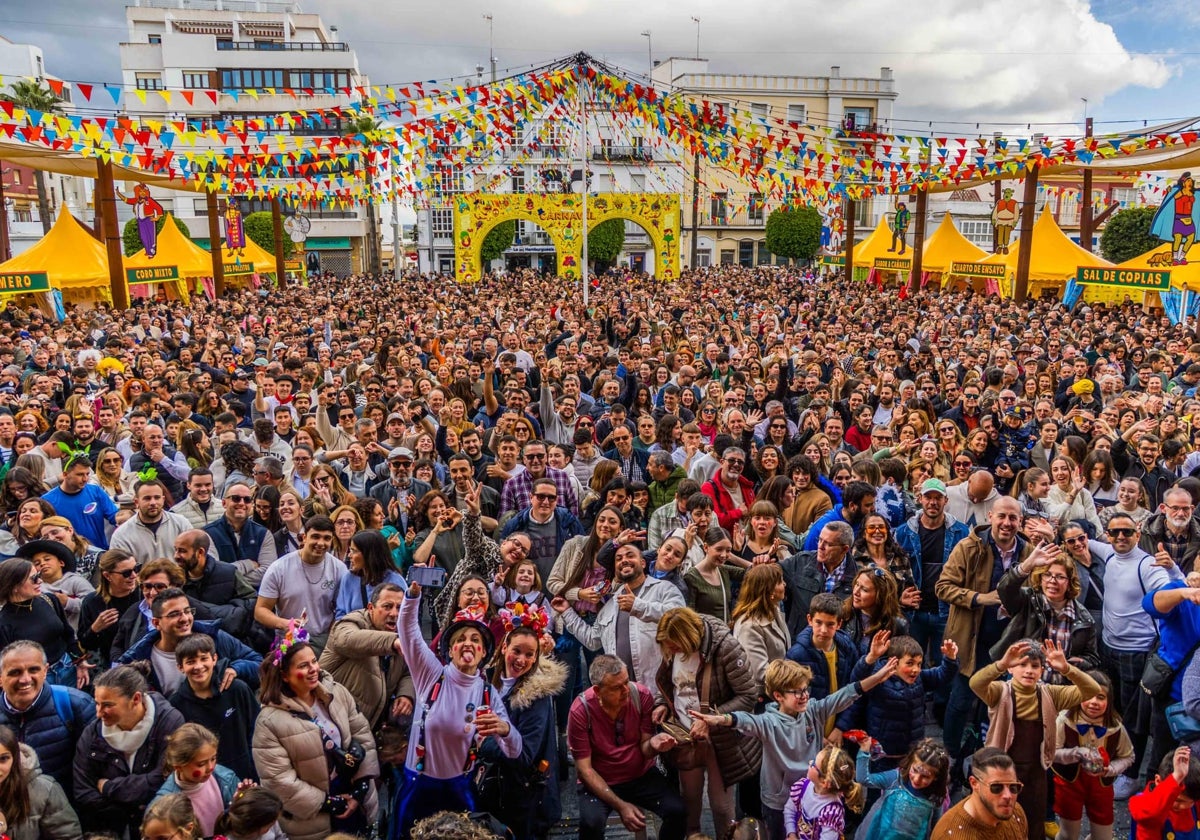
217, 40, 349, 51
591, 145, 652, 163
699, 210, 766, 227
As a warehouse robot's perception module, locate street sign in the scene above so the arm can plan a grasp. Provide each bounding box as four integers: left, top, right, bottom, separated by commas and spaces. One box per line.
951, 261, 1006, 278
1075, 266, 1171, 291
125, 265, 180, 285
0, 272, 50, 294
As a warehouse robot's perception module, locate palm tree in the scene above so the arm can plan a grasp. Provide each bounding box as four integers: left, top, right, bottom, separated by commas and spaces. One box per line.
0, 80, 63, 234
348, 114, 384, 276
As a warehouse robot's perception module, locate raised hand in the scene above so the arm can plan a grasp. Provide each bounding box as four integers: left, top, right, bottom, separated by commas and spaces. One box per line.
1044, 638, 1070, 674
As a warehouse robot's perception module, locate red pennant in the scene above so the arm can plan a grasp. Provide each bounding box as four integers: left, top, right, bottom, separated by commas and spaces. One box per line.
77, 83, 92, 101
181, 91, 194, 106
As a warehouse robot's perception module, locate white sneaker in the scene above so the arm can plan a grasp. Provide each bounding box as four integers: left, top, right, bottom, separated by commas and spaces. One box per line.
1112, 775, 1139, 800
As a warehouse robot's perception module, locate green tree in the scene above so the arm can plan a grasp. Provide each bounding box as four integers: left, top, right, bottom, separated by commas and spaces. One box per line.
764, 205, 822, 262
1099, 206, 1159, 263
243, 211, 295, 258
122, 215, 191, 256
587, 218, 626, 271
1, 80, 63, 234
349, 115, 384, 276
480, 220, 516, 264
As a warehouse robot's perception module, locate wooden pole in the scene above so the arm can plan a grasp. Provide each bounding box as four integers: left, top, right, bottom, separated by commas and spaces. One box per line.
91, 178, 106, 243
909, 189, 927, 295
1080, 117, 1094, 253
0, 172, 10, 261
271, 198, 286, 283
844, 197, 856, 280
1014, 165, 1040, 304
95, 160, 129, 310
206, 191, 225, 298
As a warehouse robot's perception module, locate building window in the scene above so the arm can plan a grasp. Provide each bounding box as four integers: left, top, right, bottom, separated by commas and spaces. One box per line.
135, 74, 164, 91
758, 241, 773, 264
216, 38, 233, 50
148, 34, 162, 45
182, 72, 208, 89
720, 249, 735, 265
843, 107, 873, 131
630, 174, 646, 192
751, 148, 765, 170
738, 240, 754, 267
431, 209, 454, 238
787, 104, 806, 125
710, 193, 727, 224
10, 171, 20, 186
957, 219, 994, 246
511, 170, 525, 194
750, 102, 768, 121
436, 170, 465, 194
1112, 187, 1137, 207
748, 193, 764, 224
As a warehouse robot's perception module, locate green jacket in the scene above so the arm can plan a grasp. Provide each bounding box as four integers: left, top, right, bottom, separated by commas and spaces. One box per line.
648, 465, 688, 513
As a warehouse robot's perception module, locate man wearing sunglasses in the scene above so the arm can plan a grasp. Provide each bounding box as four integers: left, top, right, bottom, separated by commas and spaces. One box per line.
931, 747, 1028, 839
1098, 511, 1186, 800
204, 482, 277, 589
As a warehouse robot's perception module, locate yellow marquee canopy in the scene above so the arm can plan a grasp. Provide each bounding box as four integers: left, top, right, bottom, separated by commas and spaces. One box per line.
921, 213, 988, 274
220, 236, 279, 275
0, 207, 110, 288
124, 214, 214, 279
1116, 242, 1200, 291
852, 214, 901, 267
978, 211, 1113, 280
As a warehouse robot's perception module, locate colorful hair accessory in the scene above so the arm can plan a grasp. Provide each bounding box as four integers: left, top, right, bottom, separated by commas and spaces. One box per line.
96, 357, 125, 377
135, 463, 159, 483
499, 601, 550, 638
270, 619, 310, 666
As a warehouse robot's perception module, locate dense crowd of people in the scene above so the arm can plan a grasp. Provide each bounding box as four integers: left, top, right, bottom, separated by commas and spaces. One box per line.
0, 264, 1196, 840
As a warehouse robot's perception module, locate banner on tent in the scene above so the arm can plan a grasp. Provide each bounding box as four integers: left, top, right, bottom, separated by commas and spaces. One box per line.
1075, 267, 1170, 291
223, 262, 253, 277
821, 255, 846, 266
125, 265, 180, 285
874, 257, 912, 271
284, 259, 304, 273
951, 261, 1006, 278
0, 272, 50, 294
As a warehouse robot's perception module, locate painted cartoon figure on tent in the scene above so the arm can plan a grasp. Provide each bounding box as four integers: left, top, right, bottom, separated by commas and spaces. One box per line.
890, 198, 911, 255
1150, 171, 1200, 265
224, 203, 247, 260
992, 187, 1019, 254
116, 183, 165, 257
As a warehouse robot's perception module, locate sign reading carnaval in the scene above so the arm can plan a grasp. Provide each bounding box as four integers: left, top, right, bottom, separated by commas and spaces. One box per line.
874, 257, 912, 271
1075, 266, 1171, 291
125, 265, 179, 285
951, 261, 1007, 278
452, 192, 680, 284
0, 272, 49, 294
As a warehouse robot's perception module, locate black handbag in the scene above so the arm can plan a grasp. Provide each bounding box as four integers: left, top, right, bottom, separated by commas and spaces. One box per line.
1140, 652, 1176, 698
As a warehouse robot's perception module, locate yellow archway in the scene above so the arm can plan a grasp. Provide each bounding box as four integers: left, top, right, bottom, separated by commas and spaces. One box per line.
453, 192, 680, 283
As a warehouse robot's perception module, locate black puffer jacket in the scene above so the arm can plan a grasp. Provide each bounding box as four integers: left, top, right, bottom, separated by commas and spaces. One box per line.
653, 613, 762, 786
990, 567, 1100, 673
72, 691, 185, 837
0, 683, 94, 797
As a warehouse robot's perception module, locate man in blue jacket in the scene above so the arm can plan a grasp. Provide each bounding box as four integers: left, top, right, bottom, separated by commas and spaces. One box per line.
118, 587, 262, 693
0, 639, 94, 797
501, 476, 585, 582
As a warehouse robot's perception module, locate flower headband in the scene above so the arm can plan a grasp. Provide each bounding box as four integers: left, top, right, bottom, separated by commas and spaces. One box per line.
270, 619, 310, 666
499, 601, 550, 638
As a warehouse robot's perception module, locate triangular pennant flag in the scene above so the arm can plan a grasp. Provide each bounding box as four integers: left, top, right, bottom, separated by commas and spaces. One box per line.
106, 86, 122, 103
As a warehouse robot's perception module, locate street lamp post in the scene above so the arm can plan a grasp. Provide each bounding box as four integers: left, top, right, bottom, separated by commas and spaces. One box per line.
0, 168, 11, 262
483, 13, 496, 82
691, 16, 700, 58
641, 30, 652, 76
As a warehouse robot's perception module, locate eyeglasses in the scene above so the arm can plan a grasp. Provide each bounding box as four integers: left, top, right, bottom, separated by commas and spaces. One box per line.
339, 413, 356, 420
939, 427, 956, 434
1041, 573, 1069, 583
973, 776, 1024, 796
532, 492, 558, 502
963, 394, 979, 400
524, 453, 546, 461
1063, 534, 1088, 545
226, 494, 253, 503
161, 607, 195, 621
142, 582, 168, 592
28, 572, 41, 584
1107, 528, 1137, 538
954, 460, 973, 469
1166, 504, 1195, 514
109, 567, 138, 578
782, 687, 810, 698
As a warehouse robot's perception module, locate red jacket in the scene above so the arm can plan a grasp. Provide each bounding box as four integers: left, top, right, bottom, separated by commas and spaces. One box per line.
1130, 774, 1200, 839
702, 470, 756, 531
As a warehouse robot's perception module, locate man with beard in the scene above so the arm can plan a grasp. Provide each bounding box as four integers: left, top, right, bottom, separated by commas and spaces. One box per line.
551, 541, 685, 685
173, 530, 256, 638
802, 481, 876, 550
71, 414, 105, 462
109, 480, 194, 566
936, 497, 1032, 779
117, 586, 261, 694
459, 427, 495, 482
171, 468, 226, 529
1139, 485, 1200, 573
930, 748, 1028, 839
319, 583, 415, 730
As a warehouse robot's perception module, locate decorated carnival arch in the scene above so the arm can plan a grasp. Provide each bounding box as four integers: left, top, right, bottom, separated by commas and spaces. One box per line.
452, 192, 680, 284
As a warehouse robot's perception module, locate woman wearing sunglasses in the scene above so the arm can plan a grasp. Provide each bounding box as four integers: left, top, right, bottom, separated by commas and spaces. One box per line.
78, 549, 141, 670
0, 553, 90, 688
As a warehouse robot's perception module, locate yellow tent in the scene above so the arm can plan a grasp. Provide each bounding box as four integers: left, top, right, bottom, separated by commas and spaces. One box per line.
0, 207, 114, 306
1115, 242, 1200, 291
922, 213, 988, 274
220, 236, 280, 276
852, 214, 903, 269
124, 215, 214, 279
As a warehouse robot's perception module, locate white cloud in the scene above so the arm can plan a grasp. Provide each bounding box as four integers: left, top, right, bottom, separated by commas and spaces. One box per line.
312, 0, 1172, 125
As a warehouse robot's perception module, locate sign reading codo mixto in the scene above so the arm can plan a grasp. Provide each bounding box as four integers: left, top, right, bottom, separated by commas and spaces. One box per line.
125, 265, 179, 285
1075, 267, 1171, 291
0, 272, 50, 294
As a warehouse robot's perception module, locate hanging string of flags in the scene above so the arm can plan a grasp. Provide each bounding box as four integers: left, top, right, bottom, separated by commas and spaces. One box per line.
2, 58, 1199, 208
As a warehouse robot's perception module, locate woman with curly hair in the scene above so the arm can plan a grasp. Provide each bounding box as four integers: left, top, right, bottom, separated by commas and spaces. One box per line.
842, 566, 908, 656
218, 440, 259, 494
852, 513, 919, 610
14, 409, 47, 436
0, 466, 47, 520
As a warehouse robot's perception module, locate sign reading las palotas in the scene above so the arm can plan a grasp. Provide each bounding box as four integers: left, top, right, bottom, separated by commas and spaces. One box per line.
0, 272, 50, 294
1075, 267, 1170, 291
125, 265, 179, 285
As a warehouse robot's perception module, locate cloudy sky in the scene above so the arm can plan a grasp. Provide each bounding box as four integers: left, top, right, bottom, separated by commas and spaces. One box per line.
2, 0, 1196, 134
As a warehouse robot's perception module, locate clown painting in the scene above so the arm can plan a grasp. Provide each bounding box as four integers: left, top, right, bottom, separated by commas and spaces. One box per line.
116, 184, 165, 257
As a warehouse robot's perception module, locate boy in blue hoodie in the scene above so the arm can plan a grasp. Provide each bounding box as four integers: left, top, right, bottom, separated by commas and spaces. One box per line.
691, 653, 897, 840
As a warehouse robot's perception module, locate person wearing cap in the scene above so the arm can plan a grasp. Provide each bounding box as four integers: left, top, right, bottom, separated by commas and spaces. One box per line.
991, 406, 1034, 496
394, 578, 522, 835
370, 447, 431, 534
895, 479, 971, 674
19, 537, 94, 633
41, 453, 119, 551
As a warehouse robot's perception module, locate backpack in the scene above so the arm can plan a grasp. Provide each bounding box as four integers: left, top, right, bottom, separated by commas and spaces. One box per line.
49, 684, 76, 731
